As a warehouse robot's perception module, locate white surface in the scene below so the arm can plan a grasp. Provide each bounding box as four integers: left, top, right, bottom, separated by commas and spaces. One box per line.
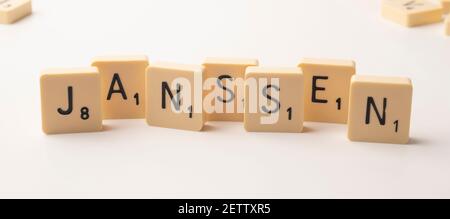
1, 0, 450, 198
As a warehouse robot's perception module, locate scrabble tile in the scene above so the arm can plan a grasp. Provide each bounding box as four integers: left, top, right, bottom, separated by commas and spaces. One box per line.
446, 16, 450, 35
203, 57, 258, 121
442, 0, 450, 13
40, 68, 102, 134
146, 62, 204, 131
244, 67, 304, 133
92, 55, 149, 119
381, 0, 443, 27
347, 75, 413, 144
298, 58, 355, 124
0, 0, 31, 24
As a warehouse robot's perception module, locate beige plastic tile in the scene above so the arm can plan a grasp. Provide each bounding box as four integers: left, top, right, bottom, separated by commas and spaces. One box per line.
0, 0, 31, 24
40, 67, 102, 134
446, 16, 450, 35
92, 55, 149, 119
381, 0, 443, 27
442, 0, 450, 13
203, 57, 258, 121
347, 75, 413, 144
298, 58, 355, 124
244, 67, 304, 133
146, 62, 204, 131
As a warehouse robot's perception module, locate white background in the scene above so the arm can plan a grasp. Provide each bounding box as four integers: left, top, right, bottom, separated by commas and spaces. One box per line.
1, 0, 449, 198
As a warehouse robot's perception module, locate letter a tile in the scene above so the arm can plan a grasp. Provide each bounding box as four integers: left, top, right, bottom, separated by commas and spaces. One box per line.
92, 55, 149, 119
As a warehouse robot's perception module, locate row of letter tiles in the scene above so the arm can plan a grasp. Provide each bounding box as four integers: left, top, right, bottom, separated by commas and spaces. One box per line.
39, 57, 413, 144
382, 0, 443, 27
0, 0, 31, 24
